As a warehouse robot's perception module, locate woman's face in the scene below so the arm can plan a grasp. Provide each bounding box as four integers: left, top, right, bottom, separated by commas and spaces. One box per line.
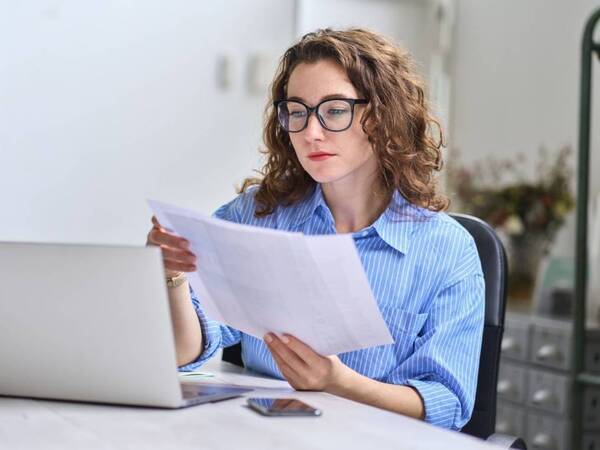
285, 60, 377, 188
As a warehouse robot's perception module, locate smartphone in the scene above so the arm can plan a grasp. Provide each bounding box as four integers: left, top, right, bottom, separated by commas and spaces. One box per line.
247, 397, 322, 417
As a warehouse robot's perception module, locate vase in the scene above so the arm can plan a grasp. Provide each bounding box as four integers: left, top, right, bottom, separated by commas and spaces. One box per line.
505, 233, 551, 304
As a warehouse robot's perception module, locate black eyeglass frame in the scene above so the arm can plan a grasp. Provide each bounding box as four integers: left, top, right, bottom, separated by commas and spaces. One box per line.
274, 98, 369, 133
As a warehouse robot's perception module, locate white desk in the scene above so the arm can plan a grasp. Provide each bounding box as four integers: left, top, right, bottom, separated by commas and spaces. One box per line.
0, 359, 502, 450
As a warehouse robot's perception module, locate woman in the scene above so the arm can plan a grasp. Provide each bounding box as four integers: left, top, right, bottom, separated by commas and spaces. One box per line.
147, 28, 484, 431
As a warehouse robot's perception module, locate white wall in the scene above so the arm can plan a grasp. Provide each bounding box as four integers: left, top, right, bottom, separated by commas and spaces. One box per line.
449, 0, 600, 256
0, 1, 294, 245
451, 0, 600, 174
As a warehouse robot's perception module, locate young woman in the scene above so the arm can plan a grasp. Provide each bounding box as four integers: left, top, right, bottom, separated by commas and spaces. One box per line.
147, 28, 484, 431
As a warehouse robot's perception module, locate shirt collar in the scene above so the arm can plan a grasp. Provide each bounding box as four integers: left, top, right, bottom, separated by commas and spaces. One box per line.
285, 184, 329, 228
286, 185, 431, 255
372, 191, 423, 255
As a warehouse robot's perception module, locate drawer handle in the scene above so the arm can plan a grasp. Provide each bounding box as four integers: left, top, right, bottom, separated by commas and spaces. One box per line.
536, 344, 561, 362
532, 433, 554, 449
531, 389, 553, 405
495, 420, 509, 434
497, 380, 514, 395
501, 337, 517, 352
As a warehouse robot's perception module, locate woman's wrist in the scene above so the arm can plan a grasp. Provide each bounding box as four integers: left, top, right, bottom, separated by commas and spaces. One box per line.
166, 271, 187, 288
325, 357, 356, 395
165, 269, 183, 277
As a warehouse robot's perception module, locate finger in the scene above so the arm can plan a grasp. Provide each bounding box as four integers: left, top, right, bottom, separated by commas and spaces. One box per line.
148, 228, 190, 249
268, 343, 303, 386
151, 216, 162, 228
281, 334, 324, 366
265, 334, 307, 370
160, 246, 197, 264
163, 258, 197, 273
151, 215, 175, 232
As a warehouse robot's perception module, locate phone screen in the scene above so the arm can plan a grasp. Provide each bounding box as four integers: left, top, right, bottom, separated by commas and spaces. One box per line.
247, 397, 322, 416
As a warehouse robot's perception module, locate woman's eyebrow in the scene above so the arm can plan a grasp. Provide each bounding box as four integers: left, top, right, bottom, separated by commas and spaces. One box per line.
286, 93, 354, 103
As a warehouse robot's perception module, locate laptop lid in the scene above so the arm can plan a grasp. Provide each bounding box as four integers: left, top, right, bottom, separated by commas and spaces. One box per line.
0, 242, 184, 408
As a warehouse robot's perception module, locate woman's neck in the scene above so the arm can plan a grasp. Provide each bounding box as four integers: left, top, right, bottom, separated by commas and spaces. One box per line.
321, 176, 389, 234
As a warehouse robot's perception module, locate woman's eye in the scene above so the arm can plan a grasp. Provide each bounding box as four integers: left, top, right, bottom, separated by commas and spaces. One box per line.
327, 108, 349, 116
289, 110, 307, 118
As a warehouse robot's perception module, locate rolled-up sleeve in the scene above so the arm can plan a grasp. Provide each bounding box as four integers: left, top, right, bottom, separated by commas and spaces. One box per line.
178, 288, 242, 372
383, 239, 485, 430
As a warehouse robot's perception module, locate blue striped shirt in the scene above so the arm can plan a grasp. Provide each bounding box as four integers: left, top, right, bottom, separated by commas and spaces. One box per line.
180, 185, 485, 430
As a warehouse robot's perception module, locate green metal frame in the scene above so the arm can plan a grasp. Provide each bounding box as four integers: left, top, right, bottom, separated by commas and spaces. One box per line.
573, 7, 600, 450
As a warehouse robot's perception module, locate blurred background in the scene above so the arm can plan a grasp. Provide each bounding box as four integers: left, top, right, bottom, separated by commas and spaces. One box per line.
1, 0, 597, 246
2, 1, 600, 447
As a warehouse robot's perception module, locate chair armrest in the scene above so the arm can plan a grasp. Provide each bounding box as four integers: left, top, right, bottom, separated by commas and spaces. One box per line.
486, 433, 527, 449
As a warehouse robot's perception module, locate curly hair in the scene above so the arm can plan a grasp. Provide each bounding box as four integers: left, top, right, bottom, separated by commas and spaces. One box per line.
240, 28, 449, 216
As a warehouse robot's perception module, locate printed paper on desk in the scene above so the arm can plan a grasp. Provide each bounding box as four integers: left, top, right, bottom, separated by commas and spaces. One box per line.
148, 199, 394, 355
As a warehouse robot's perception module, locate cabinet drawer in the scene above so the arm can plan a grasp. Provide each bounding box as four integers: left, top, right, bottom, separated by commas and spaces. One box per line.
584, 387, 600, 431
498, 360, 528, 404
526, 412, 569, 450
586, 340, 600, 375
503, 314, 531, 362
530, 318, 571, 371
496, 401, 527, 438
526, 369, 570, 416
583, 433, 600, 450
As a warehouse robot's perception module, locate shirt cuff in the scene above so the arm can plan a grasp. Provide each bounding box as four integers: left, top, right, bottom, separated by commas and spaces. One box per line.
406, 379, 462, 430
177, 296, 223, 372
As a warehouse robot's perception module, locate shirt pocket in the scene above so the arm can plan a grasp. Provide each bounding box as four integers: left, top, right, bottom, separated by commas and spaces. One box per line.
379, 306, 428, 362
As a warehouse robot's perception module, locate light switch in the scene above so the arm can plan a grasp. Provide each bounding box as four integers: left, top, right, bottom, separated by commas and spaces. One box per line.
216, 54, 234, 91
247, 53, 276, 95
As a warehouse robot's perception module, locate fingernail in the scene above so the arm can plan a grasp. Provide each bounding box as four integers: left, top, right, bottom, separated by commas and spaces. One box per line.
264, 334, 272, 343
179, 240, 190, 249
281, 335, 290, 344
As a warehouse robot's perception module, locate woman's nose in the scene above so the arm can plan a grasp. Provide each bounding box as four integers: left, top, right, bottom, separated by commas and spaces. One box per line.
302, 113, 326, 141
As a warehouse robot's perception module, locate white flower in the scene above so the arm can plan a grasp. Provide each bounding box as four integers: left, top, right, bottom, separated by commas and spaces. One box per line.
503, 215, 524, 236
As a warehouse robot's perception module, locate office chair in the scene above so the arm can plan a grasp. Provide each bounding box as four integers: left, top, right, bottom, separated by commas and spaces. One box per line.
222, 213, 526, 449
450, 214, 525, 448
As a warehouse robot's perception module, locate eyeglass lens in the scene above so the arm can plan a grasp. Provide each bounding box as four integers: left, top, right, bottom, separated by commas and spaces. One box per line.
277, 100, 354, 132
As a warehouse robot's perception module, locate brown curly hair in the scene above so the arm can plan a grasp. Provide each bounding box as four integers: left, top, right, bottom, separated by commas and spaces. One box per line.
240, 28, 449, 216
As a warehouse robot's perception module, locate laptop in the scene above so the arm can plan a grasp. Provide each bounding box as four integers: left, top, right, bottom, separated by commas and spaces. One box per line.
0, 241, 251, 408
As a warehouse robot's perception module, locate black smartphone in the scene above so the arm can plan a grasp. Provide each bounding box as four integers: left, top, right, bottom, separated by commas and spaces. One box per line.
247, 397, 322, 417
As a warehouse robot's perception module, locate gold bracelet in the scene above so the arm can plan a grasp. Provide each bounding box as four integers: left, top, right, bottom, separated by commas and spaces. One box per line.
166, 272, 187, 288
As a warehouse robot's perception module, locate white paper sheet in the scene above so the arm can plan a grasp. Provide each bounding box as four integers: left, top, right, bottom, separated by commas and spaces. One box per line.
148, 199, 394, 355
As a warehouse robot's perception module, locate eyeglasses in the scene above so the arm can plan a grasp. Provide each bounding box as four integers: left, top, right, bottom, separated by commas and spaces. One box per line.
274, 98, 369, 133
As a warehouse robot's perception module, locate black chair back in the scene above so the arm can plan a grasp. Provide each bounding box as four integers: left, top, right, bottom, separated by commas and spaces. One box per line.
450, 213, 508, 439
222, 213, 508, 439
222, 342, 243, 367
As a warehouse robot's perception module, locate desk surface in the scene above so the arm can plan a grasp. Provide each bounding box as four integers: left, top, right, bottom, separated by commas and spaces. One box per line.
0, 359, 501, 450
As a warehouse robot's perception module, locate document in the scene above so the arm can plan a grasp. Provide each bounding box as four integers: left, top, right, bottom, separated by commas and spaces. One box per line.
148, 200, 394, 355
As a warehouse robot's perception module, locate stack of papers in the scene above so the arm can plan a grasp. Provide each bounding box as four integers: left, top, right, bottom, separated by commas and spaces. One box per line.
149, 200, 393, 355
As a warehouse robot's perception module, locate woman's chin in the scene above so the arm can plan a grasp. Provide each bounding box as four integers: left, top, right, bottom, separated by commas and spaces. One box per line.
307, 172, 344, 184
302, 165, 345, 184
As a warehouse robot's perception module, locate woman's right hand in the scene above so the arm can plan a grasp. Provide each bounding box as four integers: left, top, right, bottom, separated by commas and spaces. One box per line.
146, 216, 197, 277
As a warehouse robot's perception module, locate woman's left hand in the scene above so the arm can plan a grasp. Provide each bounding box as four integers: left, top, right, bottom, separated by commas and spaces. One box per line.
264, 333, 347, 391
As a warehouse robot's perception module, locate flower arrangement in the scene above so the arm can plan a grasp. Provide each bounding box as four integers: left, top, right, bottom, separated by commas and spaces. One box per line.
447, 146, 575, 300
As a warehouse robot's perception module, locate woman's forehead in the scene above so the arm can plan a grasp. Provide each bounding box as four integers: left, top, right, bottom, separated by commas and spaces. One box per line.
286, 60, 357, 101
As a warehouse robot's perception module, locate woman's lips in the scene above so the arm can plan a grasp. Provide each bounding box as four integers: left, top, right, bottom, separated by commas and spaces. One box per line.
308, 152, 335, 161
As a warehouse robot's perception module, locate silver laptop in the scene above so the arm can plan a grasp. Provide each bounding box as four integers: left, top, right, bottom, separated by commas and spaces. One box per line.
0, 242, 251, 408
